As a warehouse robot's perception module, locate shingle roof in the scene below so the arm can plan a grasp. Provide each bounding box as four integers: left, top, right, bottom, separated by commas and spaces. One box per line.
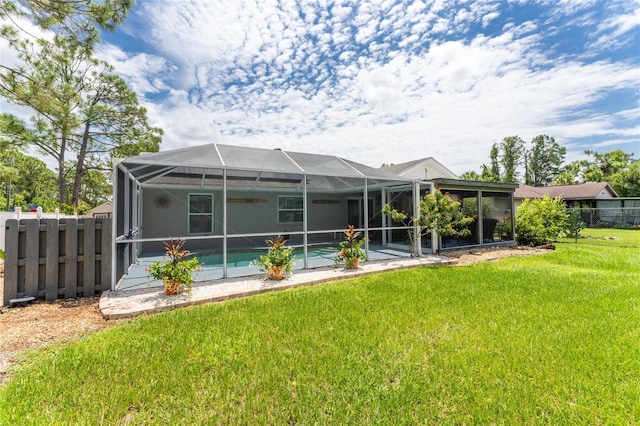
514, 183, 618, 200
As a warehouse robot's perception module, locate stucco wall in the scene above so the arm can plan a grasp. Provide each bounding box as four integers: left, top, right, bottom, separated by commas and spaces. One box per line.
140, 187, 357, 252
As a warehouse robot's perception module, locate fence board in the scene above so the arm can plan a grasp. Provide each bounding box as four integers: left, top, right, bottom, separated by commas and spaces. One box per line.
64, 219, 78, 299
24, 220, 39, 297
83, 219, 96, 296
100, 219, 112, 291
3, 220, 19, 306
45, 220, 59, 301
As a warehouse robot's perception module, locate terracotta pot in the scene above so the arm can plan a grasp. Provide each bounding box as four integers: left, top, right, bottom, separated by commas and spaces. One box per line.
345, 258, 360, 269
164, 279, 185, 295
268, 266, 285, 280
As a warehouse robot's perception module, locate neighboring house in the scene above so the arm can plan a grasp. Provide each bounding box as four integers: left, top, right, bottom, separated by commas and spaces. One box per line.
514, 182, 618, 208
84, 201, 112, 218
111, 144, 517, 289
514, 182, 640, 227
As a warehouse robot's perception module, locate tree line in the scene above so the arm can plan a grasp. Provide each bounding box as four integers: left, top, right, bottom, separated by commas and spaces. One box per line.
0, 0, 161, 214
461, 135, 640, 197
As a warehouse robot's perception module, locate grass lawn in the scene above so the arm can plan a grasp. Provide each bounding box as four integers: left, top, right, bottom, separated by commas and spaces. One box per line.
1, 232, 639, 424
558, 226, 640, 247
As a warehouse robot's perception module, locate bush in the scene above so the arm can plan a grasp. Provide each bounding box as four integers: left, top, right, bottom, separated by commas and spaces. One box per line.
516, 196, 568, 246
597, 221, 613, 228
613, 223, 634, 230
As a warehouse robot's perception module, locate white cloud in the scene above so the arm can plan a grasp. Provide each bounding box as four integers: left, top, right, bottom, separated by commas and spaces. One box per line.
96, 0, 639, 173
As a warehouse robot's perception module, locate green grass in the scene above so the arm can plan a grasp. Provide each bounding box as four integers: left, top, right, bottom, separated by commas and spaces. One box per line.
1, 233, 639, 424
558, 227, 640, 247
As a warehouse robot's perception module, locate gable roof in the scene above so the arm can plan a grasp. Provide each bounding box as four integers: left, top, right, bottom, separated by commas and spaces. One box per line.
380, 157, 459, 180
514, 183, 618, 200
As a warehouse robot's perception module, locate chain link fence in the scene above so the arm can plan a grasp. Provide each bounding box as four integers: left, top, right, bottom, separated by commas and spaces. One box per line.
570, 207, 640, 229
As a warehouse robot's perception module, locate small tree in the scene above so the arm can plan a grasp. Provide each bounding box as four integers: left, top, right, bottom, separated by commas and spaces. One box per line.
566, 208, 586, 243
383, 190, 473, 254
515, 196, 568, 246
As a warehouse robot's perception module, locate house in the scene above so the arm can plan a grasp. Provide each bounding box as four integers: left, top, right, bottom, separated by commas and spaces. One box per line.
84, 201, 112, 218
514, 182, 618, 208
111, 144, 517, 289
515, 183, 640, 227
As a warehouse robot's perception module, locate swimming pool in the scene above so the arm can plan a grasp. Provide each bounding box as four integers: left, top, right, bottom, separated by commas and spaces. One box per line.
194, 245, 338, 268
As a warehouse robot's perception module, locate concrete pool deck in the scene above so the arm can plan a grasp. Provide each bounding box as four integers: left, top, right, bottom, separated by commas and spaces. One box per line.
99, 254, 456, 320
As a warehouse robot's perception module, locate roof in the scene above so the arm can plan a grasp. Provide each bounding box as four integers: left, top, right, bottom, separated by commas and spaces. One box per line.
117, 143, 411, 192
381, 157, 459, 180
514, 183, 618, 200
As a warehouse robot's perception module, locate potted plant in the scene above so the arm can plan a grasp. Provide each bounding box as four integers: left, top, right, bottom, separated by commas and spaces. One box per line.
255, 235, 295, 280
147, 237, 201, 295
334, 225, 366, 269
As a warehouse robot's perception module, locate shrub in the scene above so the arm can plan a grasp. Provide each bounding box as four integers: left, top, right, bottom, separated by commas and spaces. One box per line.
597, 221, 613, 228
516, 196, 568, 246
613, 223, 634, 230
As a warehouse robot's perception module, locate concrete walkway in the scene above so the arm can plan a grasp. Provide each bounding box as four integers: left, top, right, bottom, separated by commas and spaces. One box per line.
99, 254, 456, 320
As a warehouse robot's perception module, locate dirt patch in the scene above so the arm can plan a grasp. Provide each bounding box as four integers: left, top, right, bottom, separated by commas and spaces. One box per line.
446, 245, 552, 266
0, 246, 550, 384
0, 295, 117, 384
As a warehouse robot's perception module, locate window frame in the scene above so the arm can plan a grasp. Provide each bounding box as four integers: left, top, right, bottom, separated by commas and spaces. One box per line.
277, 195, 304, 224
188, 193, 214, 234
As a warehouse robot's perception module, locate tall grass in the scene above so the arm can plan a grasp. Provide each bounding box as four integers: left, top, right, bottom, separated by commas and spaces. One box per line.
1, 236, 639, 424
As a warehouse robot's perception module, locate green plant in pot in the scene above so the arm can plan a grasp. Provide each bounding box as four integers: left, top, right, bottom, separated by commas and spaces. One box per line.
255, 235, 295, 280
147, 237, 200, 295
334, 225, 366, 269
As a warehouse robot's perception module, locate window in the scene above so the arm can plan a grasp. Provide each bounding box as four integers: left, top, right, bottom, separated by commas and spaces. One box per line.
188, 194, 213, 234
278, 196, 303, 223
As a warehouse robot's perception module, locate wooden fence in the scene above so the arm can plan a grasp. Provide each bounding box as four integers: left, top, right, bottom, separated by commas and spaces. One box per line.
3, 218, 112, 305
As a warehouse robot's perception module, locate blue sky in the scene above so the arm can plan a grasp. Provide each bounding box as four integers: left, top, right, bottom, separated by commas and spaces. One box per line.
9, 0, 640, 174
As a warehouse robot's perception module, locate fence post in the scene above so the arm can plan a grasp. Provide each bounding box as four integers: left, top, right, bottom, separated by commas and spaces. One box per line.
3, 219, 19, 306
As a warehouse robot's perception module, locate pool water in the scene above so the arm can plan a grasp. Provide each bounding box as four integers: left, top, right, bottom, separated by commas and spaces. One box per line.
195, 246, 337, 268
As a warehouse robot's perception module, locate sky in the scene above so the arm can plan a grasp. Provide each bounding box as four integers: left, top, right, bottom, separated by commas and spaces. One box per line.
7, 0, 640, 174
